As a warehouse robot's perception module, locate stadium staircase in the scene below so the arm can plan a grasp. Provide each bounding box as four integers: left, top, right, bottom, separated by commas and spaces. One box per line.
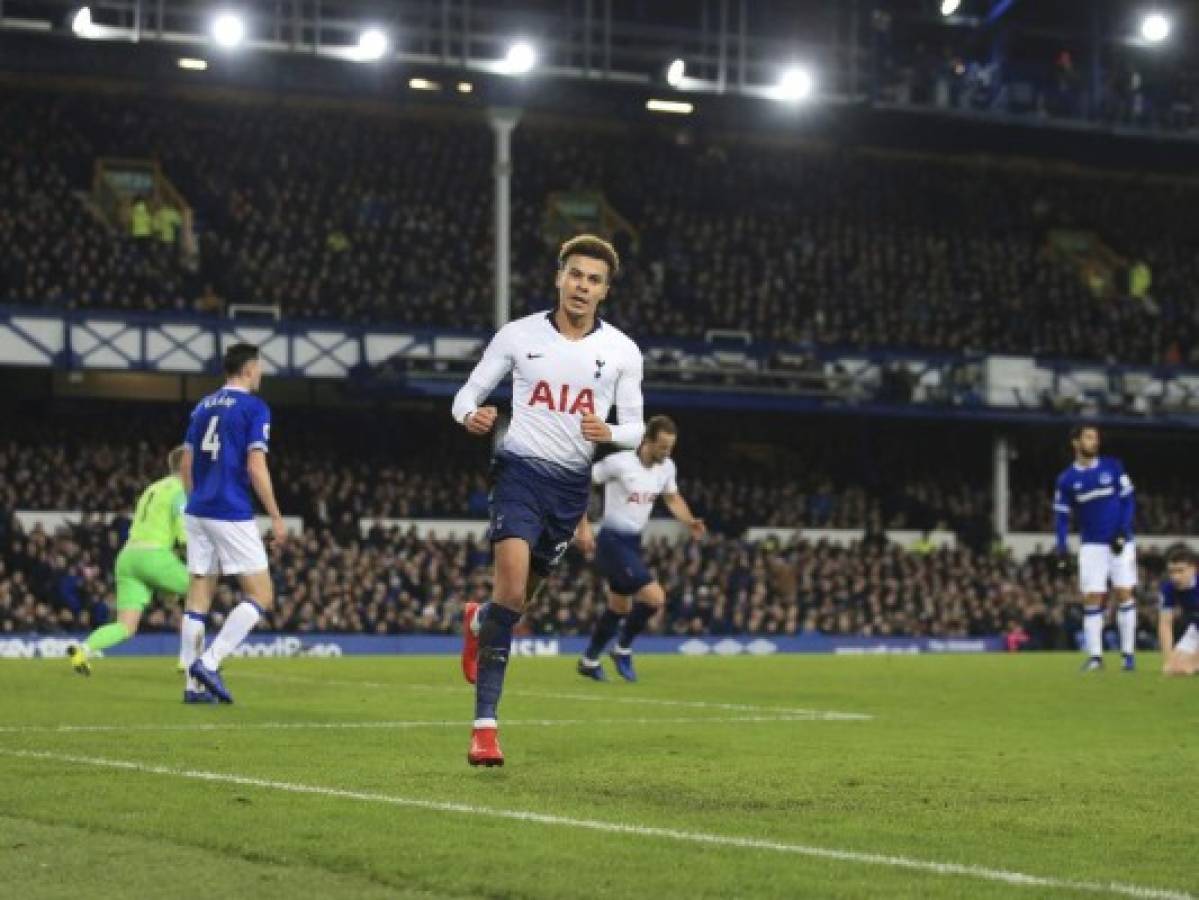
91, 157, 198, 266
544, 190, 639, 250
1044, 228, 1127, 299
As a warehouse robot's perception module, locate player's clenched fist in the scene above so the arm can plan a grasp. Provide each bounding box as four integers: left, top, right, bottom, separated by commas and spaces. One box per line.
465, 406, 498, 435
580, 413, 612, 443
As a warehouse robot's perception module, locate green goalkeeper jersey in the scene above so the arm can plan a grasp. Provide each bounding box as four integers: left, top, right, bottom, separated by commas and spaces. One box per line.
127, 475, 188, 550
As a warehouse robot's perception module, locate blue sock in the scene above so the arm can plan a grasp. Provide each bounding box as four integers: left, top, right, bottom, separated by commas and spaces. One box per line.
617, 602, 656, 650
475, 604, 521, 723
585, 609, 622, 660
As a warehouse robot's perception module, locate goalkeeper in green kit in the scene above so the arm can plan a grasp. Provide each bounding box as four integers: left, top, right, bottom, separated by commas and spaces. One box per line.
68, 446, 209, 700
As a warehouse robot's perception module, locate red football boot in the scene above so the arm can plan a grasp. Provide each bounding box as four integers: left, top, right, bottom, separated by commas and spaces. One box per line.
461, 601, 481, 684
468, 726, 504, 767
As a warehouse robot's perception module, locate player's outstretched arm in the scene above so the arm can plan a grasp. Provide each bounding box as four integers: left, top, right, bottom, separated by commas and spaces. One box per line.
663, 493, 706, 540
453, 328, 515, 434
248, 450, 286, 545
1158, 608, 1174, 670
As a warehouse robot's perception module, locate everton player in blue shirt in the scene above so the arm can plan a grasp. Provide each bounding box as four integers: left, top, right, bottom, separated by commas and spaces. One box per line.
179, 343, 287, 703
1053, 426, 1137, 672
1158, 545, 1199, 677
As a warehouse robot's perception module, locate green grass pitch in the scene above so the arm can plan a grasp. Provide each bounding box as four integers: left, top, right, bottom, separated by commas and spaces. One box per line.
0, 653, 1195, 899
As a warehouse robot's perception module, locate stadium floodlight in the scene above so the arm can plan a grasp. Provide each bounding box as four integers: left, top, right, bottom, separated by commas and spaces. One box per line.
775, 66, 814, 102
210, 11, 245, 49
503, 40, 538, 75
1140, 12, 1171, 43
940, 0, 962, 16
408, 77, 440, 91
647, 99, 693, 115
357, 27, 388, 61
177, 57, 208, 71
71, 6, 102, 39
457, 81, 474, 93
666, 58, 686, 88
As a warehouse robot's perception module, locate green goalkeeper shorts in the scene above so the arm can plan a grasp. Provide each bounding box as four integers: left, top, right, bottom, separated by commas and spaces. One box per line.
115, 547, 190, 611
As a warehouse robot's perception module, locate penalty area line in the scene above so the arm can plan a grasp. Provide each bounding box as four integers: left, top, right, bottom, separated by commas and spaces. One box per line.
0, 748, 1190, 900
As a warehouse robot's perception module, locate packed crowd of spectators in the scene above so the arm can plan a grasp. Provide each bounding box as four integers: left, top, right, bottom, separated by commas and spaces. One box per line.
3, 401, 1192, 643
9, 417, 1199, 541
3, 88, 1199, 365
5, 406, 1199, 538
0, 511, 1169, 652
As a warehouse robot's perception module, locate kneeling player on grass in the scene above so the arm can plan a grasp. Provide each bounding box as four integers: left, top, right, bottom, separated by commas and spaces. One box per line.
574, 415, 705, 682
69, 447, 200, 694
1158, 545, 1199, 677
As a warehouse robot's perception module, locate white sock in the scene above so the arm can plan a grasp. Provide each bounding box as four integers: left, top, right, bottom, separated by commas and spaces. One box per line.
200, 601, 262, 669
1118, 602, 1137, 656
181, 612, 206, 692
1084, 606, 1104, 658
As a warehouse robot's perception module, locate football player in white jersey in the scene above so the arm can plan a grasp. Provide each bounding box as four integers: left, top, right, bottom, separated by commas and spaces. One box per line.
574, 415, 705, 682
451, 234, 645, 766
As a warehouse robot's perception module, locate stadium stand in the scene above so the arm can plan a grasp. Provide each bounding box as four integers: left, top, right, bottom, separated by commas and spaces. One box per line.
3, 87, 1199, 364
3, 406, 1197, 534
0, 511, 1166, 650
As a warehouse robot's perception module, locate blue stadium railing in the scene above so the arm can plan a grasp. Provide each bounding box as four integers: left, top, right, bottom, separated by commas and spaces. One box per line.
3, 304, 1198, 427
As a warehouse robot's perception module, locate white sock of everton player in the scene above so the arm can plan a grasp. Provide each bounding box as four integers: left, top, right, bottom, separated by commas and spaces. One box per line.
1083, 605, 1104, 659
181, 611, 206, 692
201, 600, 263, 669
1117, 601, 1137, 656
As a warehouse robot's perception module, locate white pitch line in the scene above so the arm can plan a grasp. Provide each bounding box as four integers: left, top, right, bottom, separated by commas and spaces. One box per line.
0, 748, 1189, 900
237, 672, 874, 720
0, 713, 861, 735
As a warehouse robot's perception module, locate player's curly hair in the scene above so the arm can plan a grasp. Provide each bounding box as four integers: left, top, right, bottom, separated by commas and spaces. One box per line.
558, 234, 620, 281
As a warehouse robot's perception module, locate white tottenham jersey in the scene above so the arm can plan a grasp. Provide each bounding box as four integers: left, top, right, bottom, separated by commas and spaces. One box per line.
594, 450, 678, 535
452, 312, 645, 474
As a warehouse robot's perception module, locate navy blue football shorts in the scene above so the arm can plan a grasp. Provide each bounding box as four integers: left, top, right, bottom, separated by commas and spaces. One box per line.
595, 528, 653, 596
488, 451, 590, 577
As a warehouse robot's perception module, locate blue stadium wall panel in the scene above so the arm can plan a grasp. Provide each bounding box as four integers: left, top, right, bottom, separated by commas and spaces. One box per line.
1, 633, 1004, 658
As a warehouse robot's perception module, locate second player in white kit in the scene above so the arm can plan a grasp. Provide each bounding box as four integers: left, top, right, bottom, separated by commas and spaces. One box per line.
575, 415, 705, 682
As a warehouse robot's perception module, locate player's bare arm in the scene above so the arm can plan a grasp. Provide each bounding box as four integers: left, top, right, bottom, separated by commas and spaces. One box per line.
663, 492, 706, 540
179, 445, 194, 495
248, 450, 286, 545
